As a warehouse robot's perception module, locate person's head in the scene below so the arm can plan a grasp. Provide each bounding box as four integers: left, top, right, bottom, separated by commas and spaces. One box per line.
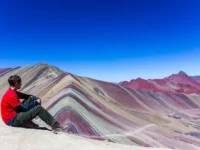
8, 75, 22, 90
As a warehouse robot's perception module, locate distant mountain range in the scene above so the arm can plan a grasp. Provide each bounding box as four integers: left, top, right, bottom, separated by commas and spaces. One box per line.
1, 66, 200, 94
120, 71, 200, 94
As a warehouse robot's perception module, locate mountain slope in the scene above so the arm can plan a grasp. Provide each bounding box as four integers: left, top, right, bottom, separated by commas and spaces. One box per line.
191, 76, 200, 83
0, 117, 171, 150
120, 78, 165, 93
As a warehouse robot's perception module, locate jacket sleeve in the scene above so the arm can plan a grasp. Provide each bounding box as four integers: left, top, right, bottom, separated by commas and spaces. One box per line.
16, 101, 39, 112
16, 91, 31, 99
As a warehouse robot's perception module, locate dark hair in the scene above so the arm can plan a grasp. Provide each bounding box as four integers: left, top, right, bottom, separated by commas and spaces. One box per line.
8, 75, 21, 86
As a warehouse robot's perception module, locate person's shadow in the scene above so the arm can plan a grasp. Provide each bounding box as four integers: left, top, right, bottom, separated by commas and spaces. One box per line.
23, 126, 51, 131
17, 121, 52, 131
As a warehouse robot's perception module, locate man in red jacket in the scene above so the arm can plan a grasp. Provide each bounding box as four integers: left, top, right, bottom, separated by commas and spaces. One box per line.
1, 75, 63, 133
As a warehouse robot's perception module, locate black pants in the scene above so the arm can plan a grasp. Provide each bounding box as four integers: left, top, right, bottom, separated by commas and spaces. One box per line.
12, 96, 56, 127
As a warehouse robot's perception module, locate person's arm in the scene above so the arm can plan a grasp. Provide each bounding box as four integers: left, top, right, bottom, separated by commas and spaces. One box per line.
16, 91, 31, 99
16, 101, 39, 112
16, 91, 39, 101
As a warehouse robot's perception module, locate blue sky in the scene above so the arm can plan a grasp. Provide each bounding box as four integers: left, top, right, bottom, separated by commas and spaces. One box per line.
0, 0, 200, 82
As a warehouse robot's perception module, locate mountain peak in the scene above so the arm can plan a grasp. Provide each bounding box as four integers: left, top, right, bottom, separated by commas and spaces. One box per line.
178, 71, 188, 76
36, 62, 50, 67
135, 77, 145, 81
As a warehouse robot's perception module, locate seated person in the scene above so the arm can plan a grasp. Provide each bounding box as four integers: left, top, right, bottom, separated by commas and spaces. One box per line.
1, 75, 63, 133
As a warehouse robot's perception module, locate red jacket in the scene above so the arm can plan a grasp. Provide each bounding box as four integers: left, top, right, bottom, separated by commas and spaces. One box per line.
1, 88, 30, 124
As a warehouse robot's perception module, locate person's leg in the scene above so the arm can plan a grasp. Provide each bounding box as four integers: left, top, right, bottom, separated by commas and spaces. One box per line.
12, 105, 57, 127
19, 96, 41, 127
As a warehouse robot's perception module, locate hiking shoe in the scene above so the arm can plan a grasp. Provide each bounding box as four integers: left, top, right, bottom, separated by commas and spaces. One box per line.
51, 121, 64, 133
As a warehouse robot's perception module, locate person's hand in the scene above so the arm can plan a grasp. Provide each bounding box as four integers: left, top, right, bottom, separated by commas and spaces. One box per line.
36, 99, 41, 104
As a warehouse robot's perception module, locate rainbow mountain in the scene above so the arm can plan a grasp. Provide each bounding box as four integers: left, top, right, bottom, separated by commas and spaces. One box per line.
0, 63, 200, 150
